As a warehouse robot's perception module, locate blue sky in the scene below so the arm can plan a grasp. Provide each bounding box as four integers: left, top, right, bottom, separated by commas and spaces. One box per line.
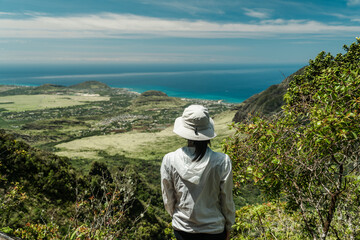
0, 0, 360, 65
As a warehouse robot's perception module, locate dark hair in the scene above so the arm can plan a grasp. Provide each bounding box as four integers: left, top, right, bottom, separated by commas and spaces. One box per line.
190, 140, 211, 162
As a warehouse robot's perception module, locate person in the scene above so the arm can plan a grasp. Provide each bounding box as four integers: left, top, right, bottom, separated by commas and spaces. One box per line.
161, 105, 235, 240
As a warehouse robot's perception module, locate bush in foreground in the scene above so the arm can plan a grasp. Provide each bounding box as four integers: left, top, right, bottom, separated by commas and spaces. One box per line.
224, 39, 360, 239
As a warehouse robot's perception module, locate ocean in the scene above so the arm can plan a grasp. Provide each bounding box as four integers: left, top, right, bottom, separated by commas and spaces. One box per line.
0, 63, 304, 103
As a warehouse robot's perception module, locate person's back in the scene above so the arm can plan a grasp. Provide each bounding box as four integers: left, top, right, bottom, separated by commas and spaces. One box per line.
161, 105, 235, 240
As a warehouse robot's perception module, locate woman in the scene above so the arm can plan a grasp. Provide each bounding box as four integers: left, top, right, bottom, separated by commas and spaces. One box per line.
161, 105, 235, 240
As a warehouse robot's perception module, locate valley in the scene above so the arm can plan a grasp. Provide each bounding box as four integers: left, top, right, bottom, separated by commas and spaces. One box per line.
0, 81, 236, 172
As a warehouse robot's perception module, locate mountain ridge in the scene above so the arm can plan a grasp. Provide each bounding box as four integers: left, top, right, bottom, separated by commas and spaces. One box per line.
233, 67, 305, 122
68, 80, 111, 90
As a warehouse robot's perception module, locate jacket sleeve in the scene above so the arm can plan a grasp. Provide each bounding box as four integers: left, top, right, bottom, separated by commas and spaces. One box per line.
160, 155, 176, 216
220, 154, 236, 231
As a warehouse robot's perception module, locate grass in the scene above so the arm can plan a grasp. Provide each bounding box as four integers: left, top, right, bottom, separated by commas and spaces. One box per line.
0, 87, 237, 172
55, 110, 237, 163
55, 127, 182, 161
0, 94, 110, 112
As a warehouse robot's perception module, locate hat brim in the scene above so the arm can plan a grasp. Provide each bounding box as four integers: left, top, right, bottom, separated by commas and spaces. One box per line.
173, 117, 216, 141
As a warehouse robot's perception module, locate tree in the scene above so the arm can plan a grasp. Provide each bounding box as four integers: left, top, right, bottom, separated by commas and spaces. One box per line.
224, 38, 360, 239
89, 161, 113, 183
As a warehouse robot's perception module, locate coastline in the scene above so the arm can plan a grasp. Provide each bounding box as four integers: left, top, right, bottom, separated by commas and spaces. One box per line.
0, 82, 242, 104
0, 63, 303, 104
0, 83, 239, 105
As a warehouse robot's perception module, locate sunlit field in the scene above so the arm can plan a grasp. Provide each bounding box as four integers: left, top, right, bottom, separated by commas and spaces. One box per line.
55, 110, 237, 162
0, 94, 110, 112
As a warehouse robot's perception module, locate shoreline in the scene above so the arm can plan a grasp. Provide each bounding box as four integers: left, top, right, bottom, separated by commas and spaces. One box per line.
0, 63, 303, 104
0, 83, 242, 104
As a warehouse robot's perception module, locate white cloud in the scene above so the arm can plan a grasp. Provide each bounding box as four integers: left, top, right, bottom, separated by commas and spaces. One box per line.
0, 49, 222, 64
243, 8, 270, 19
141, 0, 225, 15
347, 0, 360, 6
327, 13, 360, 22
0, 12, 17, 16
1, 13, 360, 39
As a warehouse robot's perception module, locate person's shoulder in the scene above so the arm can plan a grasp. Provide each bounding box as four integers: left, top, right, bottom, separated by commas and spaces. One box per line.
208, 148, 230, 165
208, 150, 232, 175
208, 148, 228, 160
163, 147, 183, 160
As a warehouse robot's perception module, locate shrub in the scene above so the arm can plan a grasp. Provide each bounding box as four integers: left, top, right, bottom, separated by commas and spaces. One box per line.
224, 39, 360, 239
232, 202, 303, 240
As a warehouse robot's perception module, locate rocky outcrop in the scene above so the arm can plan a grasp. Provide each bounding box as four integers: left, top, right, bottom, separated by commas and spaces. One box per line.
233, 67, 305, 123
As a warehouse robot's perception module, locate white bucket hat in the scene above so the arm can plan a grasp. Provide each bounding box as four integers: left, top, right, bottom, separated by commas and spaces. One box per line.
173, 105, 216, 141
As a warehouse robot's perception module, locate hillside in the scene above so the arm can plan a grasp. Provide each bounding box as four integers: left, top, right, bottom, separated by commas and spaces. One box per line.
68, 80, 111, 90
0, 80, 253, 239
233, 67, 305, 122
0, 129, 168, 239
2, 39, 359, 240
0, 81, 238, 239
0, 81, 127, 97
0, 69, 319, 239
34, 84, 66, 91
225, 39, 360, 239
132, 90, 184, 108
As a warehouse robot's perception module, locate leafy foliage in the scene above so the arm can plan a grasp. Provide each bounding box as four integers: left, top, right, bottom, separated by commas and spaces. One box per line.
0, 129, 78, 202
233, 67, 305, 123
13, 223, 60, 240
232, 202, 303, 240
0, 131, 167, 239
224, 39, 360, 239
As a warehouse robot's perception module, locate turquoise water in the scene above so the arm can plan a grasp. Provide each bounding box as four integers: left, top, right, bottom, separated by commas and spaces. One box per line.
0, 63, 304, 103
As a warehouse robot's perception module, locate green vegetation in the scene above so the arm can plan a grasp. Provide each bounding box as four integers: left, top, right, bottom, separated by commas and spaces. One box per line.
69, 81, 111, 90
232, 202, 303, 239
232, 67, 305, 123
0, 130, 169, 239
140, 90, 168, 97
0, 80, 236, 239
3, 39, 359, 239
224, 39, 360, 239
55, 110, 236, 167
0, 81, 232, 155
0, 94, 110, 112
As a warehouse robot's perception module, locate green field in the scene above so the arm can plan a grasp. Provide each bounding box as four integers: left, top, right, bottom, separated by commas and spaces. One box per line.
0, 94, 110, 111
0, 84, 236, 172
0, 83, 267, 240
55, 110, 237, 162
